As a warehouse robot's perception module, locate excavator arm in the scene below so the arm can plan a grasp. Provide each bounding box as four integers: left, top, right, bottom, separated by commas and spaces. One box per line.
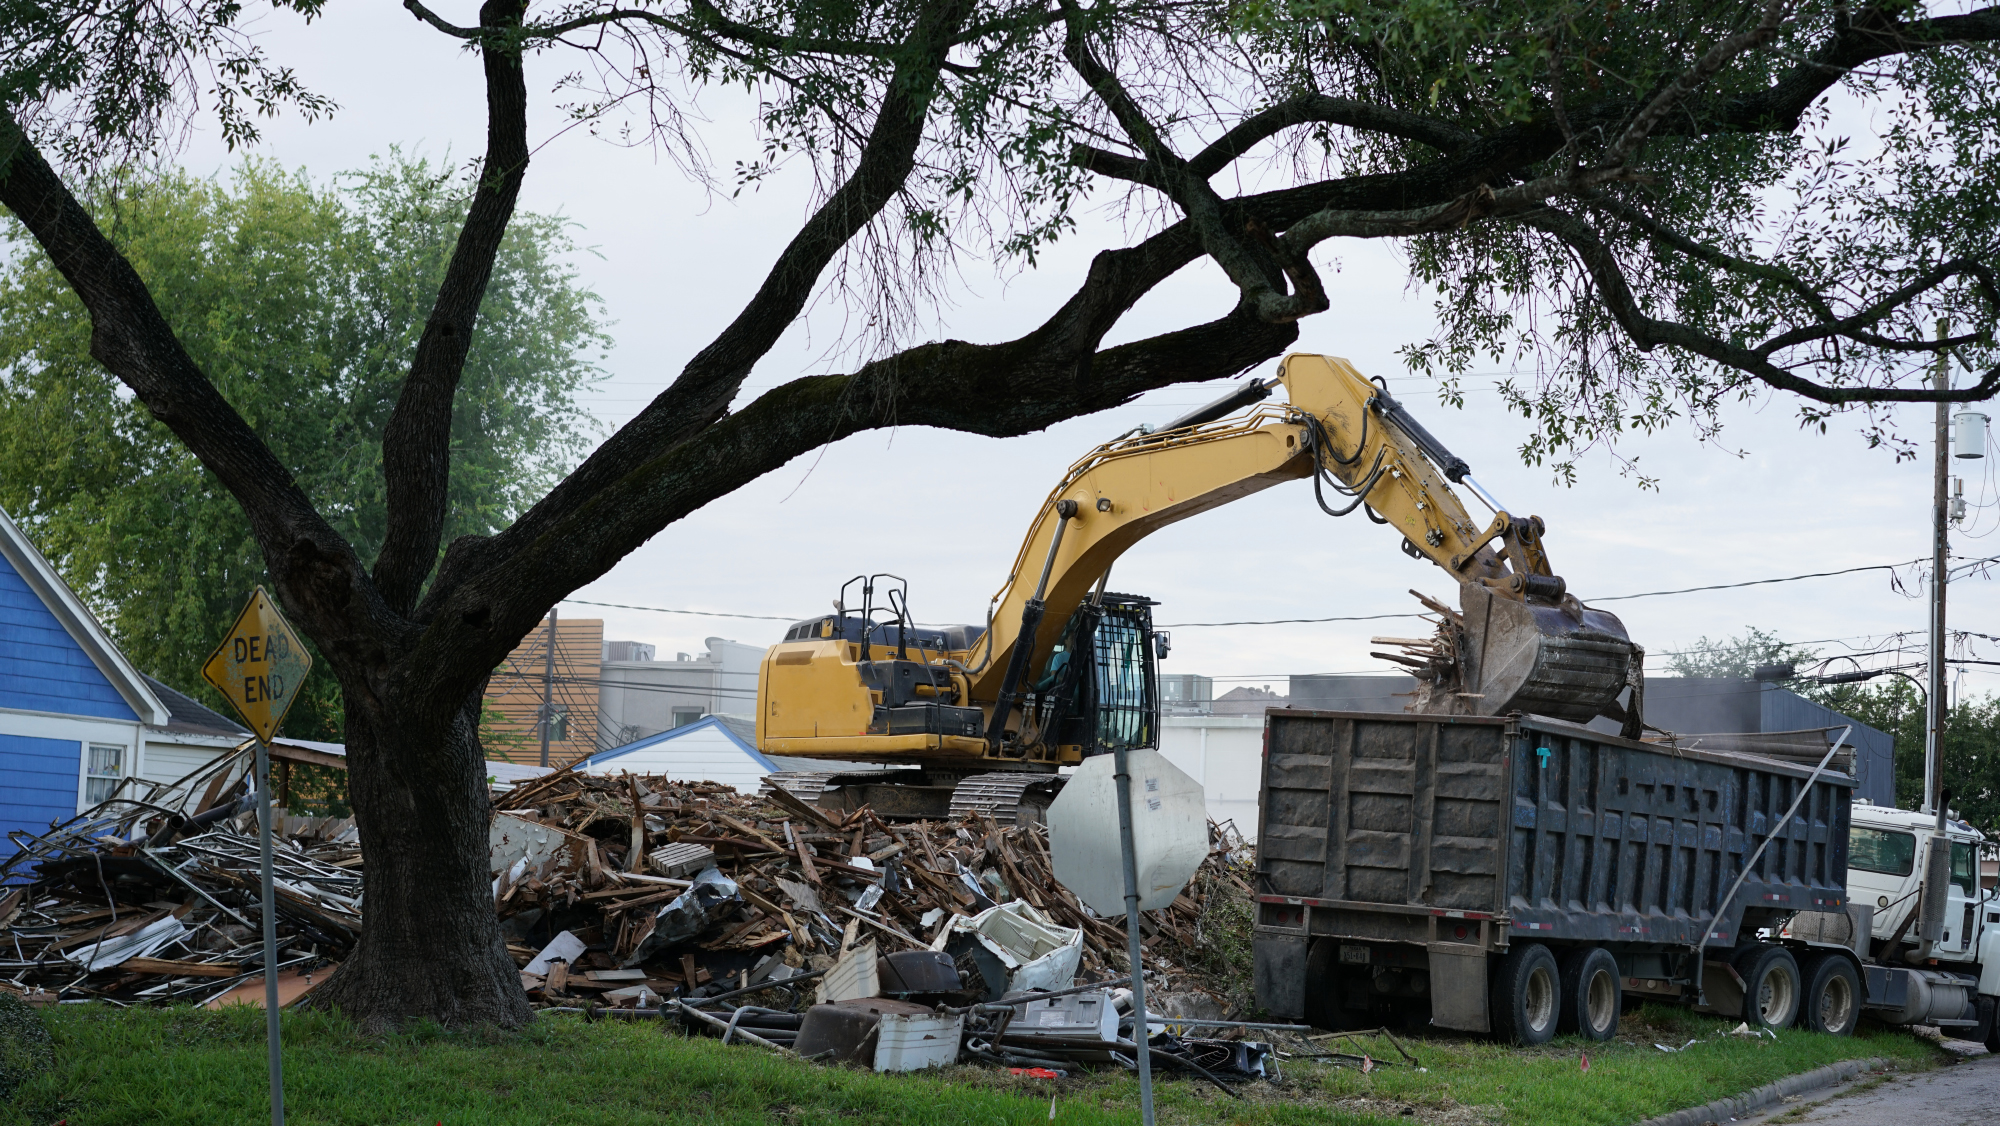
966, 353, 1634, 727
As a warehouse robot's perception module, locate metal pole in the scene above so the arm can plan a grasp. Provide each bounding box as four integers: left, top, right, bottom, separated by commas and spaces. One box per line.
1925, 324, 1950, 814
1111, 744, 1155, 1126
539, 607, 558, 769
253, 736, 285, 1126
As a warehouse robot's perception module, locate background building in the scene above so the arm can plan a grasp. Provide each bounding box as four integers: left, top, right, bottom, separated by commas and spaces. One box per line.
596, 637, 762, 749
484, 624, 764, 766
483, 616, 604, 766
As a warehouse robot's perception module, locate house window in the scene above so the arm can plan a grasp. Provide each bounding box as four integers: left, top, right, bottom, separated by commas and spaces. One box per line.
672, 707, 705, 729
85, 743, 125, 804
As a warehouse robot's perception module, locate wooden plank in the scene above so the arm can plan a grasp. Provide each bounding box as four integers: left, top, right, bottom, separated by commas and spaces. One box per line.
118, 957, 243, 978
831, 903, 925, 950
762, 785, 843, 829
714, 813, 785, 853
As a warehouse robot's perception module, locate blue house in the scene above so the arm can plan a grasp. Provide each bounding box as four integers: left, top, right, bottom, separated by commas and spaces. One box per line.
1, 506, 176, 849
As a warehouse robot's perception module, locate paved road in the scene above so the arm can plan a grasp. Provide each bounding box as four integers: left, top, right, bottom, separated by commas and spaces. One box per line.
1740, 1044, 1999, 1126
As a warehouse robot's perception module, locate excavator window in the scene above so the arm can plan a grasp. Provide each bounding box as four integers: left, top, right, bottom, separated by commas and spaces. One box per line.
1023, 595, 1159, 756
1091, 605, 1154, 751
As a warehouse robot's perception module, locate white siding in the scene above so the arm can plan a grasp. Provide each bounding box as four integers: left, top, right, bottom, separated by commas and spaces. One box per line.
138, 738, 240, 808
1157, 715, 1265, 841
579, 723, 771, 792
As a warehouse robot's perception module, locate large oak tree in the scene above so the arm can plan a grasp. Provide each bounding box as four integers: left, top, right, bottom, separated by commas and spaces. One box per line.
0, 0, 1994, 1028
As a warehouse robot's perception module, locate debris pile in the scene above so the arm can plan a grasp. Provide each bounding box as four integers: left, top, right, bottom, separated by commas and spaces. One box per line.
488, 766, 1253, 1013
3, 758, 1285, 1088
495, 765, 1287, 1085
0, 796, 356, 1007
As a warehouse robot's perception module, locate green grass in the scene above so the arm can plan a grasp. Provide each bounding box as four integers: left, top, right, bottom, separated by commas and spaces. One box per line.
0, 1003, 1946, 1126
1256, 1005, 1943, 1126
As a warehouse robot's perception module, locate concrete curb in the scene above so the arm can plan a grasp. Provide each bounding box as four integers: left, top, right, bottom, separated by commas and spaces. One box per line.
1629, 1055, 1891, 1126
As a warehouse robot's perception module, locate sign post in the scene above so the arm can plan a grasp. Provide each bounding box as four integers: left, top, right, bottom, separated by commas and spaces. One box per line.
1046, 750, 1207, 1126
1110, 745, 1156, 1126
202, 587, 312, 1126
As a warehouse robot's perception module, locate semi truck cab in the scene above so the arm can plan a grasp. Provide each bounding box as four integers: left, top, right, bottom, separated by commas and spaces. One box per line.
1832, 801, 2000, 1042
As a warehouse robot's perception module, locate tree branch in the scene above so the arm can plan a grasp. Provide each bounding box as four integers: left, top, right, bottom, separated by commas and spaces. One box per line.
431, 282, 1297, 683
374, 0, 532, 616
1758, 257, 2000, 355
1523, 206, 2000, 405
1605, 0, 1795, 164
423, 0, 976, 620
1583, 190, 1838, 322
1698, 3, 2000, 134
1057, 0, 1324, 324
1187, 94, 1473, 176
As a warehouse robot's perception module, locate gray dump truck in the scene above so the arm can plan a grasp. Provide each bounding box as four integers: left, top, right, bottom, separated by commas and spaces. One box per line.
1251, 710, 2000, 1045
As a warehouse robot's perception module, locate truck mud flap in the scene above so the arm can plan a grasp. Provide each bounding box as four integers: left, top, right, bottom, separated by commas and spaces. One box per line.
1427, 942, 1489, 1033
1254, 932, 1307, 1019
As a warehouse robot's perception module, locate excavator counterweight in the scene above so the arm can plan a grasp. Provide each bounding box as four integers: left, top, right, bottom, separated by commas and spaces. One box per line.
754, 353, 1642, 818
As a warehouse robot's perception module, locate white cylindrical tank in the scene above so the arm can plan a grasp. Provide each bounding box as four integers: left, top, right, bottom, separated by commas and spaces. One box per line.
1953, 411, 1988, 459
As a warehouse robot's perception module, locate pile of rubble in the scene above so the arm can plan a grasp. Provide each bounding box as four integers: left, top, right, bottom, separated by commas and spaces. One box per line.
490, 765, 1291, 1083
490, 765, 1253, 1014
0, 793, 356, 1008
2, 755, 1286, 1085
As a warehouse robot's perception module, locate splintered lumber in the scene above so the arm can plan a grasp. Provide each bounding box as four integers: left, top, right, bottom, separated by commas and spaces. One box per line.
117, 956, 244, 978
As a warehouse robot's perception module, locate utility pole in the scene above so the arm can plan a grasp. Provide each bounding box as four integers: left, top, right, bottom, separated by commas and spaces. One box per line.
1924, 323, 1950, 814
539, 607, 558, 769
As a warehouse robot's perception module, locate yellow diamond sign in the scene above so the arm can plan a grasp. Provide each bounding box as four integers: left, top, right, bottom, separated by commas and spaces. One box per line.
202, 586, 313, 742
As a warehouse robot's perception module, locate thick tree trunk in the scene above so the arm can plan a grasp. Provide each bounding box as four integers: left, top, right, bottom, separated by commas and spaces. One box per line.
311, 681, 527, 1031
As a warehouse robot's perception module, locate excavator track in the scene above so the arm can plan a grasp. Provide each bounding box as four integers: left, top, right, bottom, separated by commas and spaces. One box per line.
946, 772, 1066, 827
762, 769, 1066, 825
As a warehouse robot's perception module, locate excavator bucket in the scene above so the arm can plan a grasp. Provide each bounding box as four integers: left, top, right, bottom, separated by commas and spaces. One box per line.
1455, 583, 1637, 724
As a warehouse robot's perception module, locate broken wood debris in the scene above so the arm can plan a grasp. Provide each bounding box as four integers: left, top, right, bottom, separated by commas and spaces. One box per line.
4, 766, 1267, 1090
0, 793, 355, 1007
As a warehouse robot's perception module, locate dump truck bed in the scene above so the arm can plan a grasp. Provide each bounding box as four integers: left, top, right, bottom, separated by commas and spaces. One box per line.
1253, 710, 1853, 954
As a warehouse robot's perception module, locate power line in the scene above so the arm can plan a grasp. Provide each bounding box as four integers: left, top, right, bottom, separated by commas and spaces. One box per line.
558, 552, 2000, 632
561, 597, 795, 622
1585, 559, 1925, 603
1162, 611, 1426, 627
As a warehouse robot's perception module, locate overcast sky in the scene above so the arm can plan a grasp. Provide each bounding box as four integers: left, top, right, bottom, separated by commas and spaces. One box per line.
164, 2, 2000, 701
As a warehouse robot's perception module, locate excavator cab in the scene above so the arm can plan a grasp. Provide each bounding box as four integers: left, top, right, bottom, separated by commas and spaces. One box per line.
1022, 594, 1160, 759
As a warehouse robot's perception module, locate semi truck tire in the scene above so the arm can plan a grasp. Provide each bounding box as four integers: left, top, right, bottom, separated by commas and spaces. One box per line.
1796, 954, 1860, 1036
1302, 939, 1363, 1031
1556, 946, 1621, 1041
1491, 943, 1561, 1046
1975, 996, 1997, 1054
1735, 945, 1801, 1030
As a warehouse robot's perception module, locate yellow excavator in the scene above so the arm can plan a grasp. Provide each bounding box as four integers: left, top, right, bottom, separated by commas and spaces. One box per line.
755, 353, 1641, 820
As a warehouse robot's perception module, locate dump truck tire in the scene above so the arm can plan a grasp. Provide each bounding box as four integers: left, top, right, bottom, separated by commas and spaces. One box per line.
1302, 939, 1362, 1031
1736, 945, 1801, 1030
1797, 954, 1860, 1036
1556, 946, 1621, 1041
1491, 943, 1560, 1046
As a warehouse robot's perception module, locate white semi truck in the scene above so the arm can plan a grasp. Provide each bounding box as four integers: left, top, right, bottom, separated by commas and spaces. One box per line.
1829, 799, 2000, 1046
